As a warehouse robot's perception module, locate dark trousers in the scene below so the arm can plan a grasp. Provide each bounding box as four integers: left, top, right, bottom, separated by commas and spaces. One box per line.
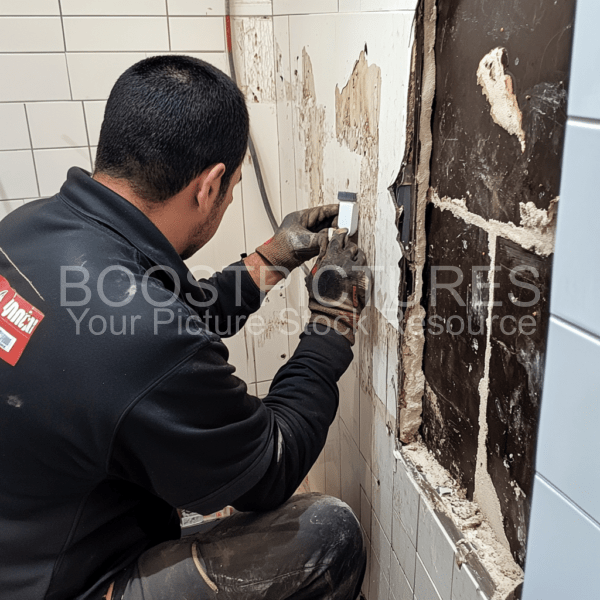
112, 493, 366, 600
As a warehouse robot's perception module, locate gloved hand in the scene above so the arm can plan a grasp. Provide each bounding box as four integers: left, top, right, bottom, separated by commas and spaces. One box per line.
255, 204, 339, 274
305, 229, 370, 345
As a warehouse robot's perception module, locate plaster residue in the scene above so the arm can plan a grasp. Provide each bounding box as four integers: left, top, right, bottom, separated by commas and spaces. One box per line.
473, 232, 511, 551
298, 49, 327, 207
477, 47, 526, 153
430, 191, 558, 257
399, 0, 437, 443
402, 442, 524, 600
233, 17, 276, 103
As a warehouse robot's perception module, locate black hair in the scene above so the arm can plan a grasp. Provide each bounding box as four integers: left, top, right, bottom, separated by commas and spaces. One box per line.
94, 55, 249, 204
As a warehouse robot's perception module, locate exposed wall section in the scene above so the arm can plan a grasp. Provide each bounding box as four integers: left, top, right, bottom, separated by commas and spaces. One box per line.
420, 0, 576, 570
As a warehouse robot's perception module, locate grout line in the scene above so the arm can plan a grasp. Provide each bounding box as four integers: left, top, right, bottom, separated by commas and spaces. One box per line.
550, 314, 600, 343
22, 104, 41, 198
57, 2, 74, 102
80, 100, 94, 170
165, 0, 172, 51
1, 145, 95, 152
536, 473, 600, 530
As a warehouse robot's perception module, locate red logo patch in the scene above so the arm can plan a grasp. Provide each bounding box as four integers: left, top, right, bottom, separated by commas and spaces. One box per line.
0, 275, 44, 366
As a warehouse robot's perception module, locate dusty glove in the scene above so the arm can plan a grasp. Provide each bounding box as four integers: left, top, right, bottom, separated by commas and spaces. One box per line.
255, 204, 339, 274
305, 229, 370, 345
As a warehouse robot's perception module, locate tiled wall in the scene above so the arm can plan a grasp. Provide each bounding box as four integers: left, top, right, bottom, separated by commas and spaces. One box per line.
522, 0, 600, 597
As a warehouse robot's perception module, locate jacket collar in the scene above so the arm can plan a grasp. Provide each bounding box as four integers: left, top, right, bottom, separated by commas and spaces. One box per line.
58, 167, 206, 304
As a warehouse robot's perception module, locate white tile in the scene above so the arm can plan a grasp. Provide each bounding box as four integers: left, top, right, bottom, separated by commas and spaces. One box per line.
229, 0, 272, 16
167, 0, 226, 16
0, 54, 70, 102
371, 510, 392, 585
0, 151, 38, 199
63, 17, 169, 52
340, 421, 362, 517
0, 104, 30, 151
360, 0, 418, 10
362, 540, 372, 599
567, 0, 600, 119
0, 0, 59, 15
361, 485, 372, 541
392, 510, 416, 590
222, 330, 250, 383
33, 147, 91, 197
359, 386, 373, 464
60, 0, 166, 15
307, 449, 326, 493
551, 120, 600, 337
390, 550, 413, 600
393, 455, 420, 546
256, 380, 270, 398
338, 357, 360, 442
67, 52, 146, 100
416, 502, 455, 600
0, 199, 24, 221
414, 556, 442, 600
26, 102, 88, 149
371, 400, 394, 534
451, 564, 482, 600
90, 145, 97, 168
339, 0, 361, 12
273, 0, 338, 15
0, 17, 63, 52
324, 415, 341, 499
522, 476, 600, 600
83, 101, 106, 147
536, 318, 600, 524
169, 17, 225, 52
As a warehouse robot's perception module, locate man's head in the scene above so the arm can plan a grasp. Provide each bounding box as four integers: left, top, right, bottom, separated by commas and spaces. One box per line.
94, 55, 249, 258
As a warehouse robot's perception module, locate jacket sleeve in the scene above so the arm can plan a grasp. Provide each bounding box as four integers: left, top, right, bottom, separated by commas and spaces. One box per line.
107, 324, 353, 516
190, 260, 263, 338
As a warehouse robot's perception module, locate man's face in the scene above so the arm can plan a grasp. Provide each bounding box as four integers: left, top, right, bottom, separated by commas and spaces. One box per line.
180, 164, 243, 260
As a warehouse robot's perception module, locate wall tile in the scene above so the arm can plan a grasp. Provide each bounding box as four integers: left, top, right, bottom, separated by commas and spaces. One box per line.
256, 380, 270, 398
221, 330, 250, 384
390, 550, 413, 600
63, 17, 169, 52
60, 0, 166, 15
324, 414, 342, 499
393, 455, 420, 547
90, 146, 97, 168
0, 104, 30, 151
372, 510, 392, 585
167, 0, 226, 16
0, 54, 70, 102
169, 17, 225, 52
392, 510, 416, 590
0, 151, 38, 199
0, 0, 59, 15
339, 0, 361, 12
522, 476, 600, 600
451, 564, 484, 600
0, 199, 24, 221
145, 51, 229, 75
362, 538, 372, 599
33, 147, 91, 197
361, 485, 372, 541
566, 0, 600, 120
360, 0, 419, 10
229, 0, 272, 17
551, 120, 600, 337
338, 358, 360, 442
67, 52, 146, 100
83, 101, 106, 147
0, 17, 64, 52
536, 318, 600, 524
340, 421, 362, 517
414, 556, 442, 600
359, 386, 373, 464
371, 400, 394, 534
307, 449, 326, 493
26, 102, 87, 148
416, 502, 455, 600
273, 0, 338, 16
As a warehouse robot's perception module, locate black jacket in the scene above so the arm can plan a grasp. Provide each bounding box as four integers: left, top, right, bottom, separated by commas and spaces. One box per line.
0, 168, 353, 600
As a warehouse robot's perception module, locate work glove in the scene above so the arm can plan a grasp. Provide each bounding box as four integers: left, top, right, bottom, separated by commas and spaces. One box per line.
305, 229, 370, 345
255, 204, 339, 274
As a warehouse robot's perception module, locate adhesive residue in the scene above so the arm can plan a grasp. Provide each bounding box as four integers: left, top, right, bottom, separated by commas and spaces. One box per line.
477, 47, 526, 153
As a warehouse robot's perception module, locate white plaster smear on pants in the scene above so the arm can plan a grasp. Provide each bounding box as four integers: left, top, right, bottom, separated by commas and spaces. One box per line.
477, 47, 526, 153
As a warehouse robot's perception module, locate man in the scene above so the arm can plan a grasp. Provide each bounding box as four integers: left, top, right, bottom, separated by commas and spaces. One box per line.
0, 56, 368, 600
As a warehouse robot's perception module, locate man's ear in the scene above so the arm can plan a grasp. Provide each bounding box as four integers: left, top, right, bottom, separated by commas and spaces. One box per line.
196, 163, 226, 211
